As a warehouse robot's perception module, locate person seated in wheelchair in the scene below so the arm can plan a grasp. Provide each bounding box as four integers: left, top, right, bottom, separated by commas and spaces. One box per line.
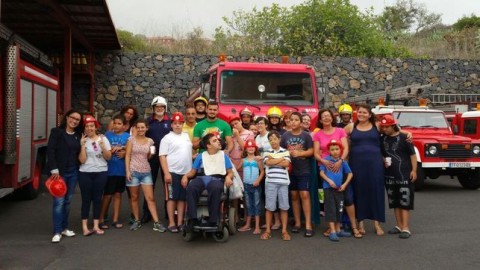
181, 133, 233, 232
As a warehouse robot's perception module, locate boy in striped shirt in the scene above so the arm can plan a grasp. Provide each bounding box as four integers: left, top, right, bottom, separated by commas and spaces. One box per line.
260, 130, 291, 241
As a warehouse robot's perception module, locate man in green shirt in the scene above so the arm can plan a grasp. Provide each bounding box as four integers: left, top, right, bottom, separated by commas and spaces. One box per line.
193, 101, 233, 153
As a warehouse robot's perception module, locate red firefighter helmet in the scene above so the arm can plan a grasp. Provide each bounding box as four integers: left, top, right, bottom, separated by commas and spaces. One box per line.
244, 138, 257, 149
45, 176, 67, 198
380, 115, 397, 126
171, 112, 185, 122
240, 107, 255, 118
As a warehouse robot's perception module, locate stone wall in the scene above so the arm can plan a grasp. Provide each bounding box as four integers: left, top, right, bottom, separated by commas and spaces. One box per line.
81, 53, 480, 125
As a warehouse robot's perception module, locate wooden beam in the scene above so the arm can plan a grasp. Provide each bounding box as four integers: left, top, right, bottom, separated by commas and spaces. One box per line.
36, 0, 94, 51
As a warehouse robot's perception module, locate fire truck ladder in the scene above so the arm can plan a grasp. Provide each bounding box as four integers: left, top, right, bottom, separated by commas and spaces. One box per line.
430, 94, 480, 105
345, 84, 430, 105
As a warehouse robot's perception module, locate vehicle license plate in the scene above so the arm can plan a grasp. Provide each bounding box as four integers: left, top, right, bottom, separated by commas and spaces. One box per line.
449, 162, 471, 168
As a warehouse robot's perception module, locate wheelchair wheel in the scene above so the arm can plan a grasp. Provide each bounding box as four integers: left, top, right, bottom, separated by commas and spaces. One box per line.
212, 226, 229, 243
182, 231, 195, 242
228, 207, 236, 235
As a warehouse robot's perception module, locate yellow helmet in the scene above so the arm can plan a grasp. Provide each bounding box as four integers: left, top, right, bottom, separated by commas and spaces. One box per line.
338, 104, 353, 114
267, 106, 282, 118
194, 96, 208, 106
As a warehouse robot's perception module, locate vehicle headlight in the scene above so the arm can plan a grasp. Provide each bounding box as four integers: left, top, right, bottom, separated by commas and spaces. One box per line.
473, 145, 480, 155
428, 145, 438, 155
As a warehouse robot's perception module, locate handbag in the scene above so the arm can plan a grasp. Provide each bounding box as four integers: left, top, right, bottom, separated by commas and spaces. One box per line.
229, 165, 244, 200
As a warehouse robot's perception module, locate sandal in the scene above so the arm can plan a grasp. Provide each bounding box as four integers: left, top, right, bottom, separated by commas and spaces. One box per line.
260, 232, 271, 240
304, 229, 314, 237
111, 222, 123, 229
375, 226, 385, 236
358, 227, 366, 235
253, 229, 261, 235
271, 224, 281, 231
238, 227, 252, 232
291, 226, 301, 233
352, 228, 363, 239
83, 230, 94, 237
99, 222, 109, 230
323, 228, 331, 237
282, 232, 291, 241
93, 229, 105, 235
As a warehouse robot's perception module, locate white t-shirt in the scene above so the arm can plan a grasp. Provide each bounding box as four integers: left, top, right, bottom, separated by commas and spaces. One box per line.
256, 132, 272, 157
159, 131, 192, 174
79, 136, 111, 172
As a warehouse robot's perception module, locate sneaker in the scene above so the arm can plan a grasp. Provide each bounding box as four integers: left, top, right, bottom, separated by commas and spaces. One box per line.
337, 230, 352, 237
130, 220, 142, 231
153, 222, 167, 233
61, 229, 76, 237
329, 232, 340, 242
51, 234, 62, 243
129, 213, 135, 225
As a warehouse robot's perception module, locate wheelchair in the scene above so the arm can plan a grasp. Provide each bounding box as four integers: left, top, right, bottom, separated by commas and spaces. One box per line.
182, 184, 236, 243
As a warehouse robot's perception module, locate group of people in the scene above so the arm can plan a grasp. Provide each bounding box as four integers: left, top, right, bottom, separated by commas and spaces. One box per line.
46, 95, 417, 243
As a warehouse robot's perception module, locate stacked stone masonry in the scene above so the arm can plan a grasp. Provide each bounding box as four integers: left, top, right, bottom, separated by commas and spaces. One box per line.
76, 53, 480, 126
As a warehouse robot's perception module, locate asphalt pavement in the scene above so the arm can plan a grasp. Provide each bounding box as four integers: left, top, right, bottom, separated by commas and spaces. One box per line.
1, 176, 480, 270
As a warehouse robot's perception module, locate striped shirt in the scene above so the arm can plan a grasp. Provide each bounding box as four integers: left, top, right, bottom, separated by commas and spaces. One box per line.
263, 147, 290, 185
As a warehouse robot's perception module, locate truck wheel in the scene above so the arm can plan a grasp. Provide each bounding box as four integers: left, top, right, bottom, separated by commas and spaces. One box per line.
415, 164, 425, 191
458, 169, 480, 190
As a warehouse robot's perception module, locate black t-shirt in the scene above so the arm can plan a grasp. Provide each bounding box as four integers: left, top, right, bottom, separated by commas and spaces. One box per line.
280, 130, 313, 175
382, 133, 415, 181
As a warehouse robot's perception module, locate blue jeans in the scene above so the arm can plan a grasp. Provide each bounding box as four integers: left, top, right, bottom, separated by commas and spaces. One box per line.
244, 183, 262, 216
52, 169, 78, 234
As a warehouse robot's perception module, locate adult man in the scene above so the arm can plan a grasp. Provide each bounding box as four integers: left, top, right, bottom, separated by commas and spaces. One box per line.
192, 101, 233, 153
337, 104, 353, 128
144, 96, 171, 223
194, 96, 208, 122
182, 133, 233, 230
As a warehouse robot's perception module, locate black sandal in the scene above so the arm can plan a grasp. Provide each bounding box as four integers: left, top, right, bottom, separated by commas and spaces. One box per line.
352, 228, 363, 239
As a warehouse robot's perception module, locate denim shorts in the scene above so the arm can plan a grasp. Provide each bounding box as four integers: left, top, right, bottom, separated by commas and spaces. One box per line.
127, 171, 153, 187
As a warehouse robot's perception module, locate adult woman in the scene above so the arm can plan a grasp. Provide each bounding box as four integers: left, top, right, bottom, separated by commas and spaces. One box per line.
344, 104, 385, 236
47, 109, 84, 243
107, 105, 139, 134
79, 115, 112, 236
313, 109, 362, 238
301, 114, 312, 132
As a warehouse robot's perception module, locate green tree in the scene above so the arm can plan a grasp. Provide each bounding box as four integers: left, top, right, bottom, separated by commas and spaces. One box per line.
216, 0, 406, 57
116, 29, 149, 52
377, 0, 441, 34
453, 15, 480, 31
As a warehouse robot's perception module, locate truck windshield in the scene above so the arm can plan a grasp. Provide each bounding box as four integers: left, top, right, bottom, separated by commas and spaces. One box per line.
393, 112, 449, 128
219, 70, 314, 105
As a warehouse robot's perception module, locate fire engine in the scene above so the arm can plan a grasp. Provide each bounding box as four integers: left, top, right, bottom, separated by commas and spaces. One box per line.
0, 29, 60, 199
346, 87, 480, 190
1, 1, 120, 199
187, 55, 322, 128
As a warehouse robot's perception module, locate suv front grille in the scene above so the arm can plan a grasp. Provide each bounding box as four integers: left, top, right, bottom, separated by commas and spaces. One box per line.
439, 144, 472, 159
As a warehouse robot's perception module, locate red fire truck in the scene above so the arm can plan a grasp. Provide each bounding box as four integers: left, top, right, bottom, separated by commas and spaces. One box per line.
1, 1, 120, 199
372, 102, 480, 190
188, 56, 322, 128
0, 40, 60, 199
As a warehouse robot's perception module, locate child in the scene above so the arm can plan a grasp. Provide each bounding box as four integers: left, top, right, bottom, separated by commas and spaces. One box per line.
238, 139, 265, 234
280, 112, 314, 237
159, 112, 192, 233
99, 114, 130, 229
380, 115, 417, 239
261, 131, 291, 241
319, 140, 353, 242
125, 119, 166, 232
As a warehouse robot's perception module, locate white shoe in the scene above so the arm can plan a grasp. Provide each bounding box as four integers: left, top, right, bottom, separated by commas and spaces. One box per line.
51, 234, 62, 243
61, 229, 76, 237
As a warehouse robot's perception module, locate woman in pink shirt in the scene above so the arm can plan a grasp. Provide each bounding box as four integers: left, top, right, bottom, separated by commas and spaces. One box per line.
313, 109, 362, 239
